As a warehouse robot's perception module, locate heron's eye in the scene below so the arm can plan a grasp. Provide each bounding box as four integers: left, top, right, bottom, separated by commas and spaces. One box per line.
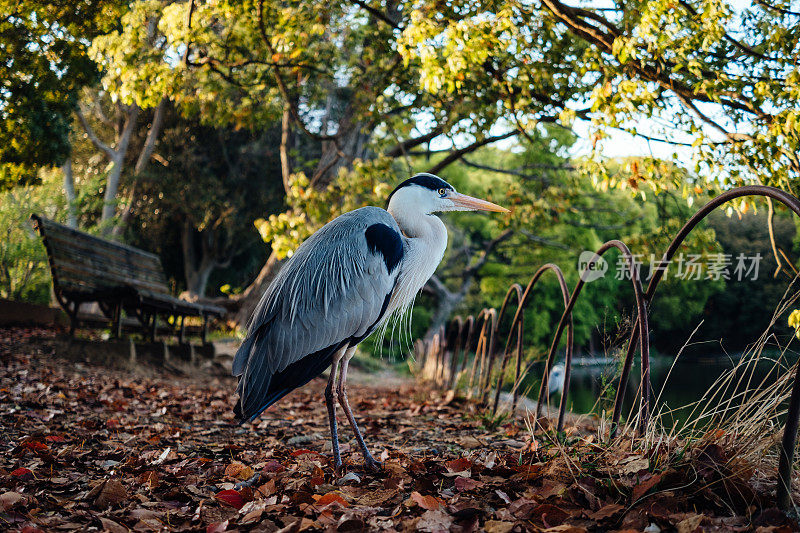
437, 188, 447, 197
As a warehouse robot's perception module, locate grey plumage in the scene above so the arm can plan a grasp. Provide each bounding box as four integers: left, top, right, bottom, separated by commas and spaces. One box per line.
233, 206, 402, 422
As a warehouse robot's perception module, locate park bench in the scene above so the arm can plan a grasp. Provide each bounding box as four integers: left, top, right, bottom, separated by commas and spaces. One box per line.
32, 215, 225, 343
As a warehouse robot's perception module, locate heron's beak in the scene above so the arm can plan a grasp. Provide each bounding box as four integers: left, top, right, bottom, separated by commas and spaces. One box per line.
450, 192, 510, 213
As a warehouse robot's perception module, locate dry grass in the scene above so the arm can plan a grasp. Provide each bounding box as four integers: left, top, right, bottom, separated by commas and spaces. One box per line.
521, 280, 800, 515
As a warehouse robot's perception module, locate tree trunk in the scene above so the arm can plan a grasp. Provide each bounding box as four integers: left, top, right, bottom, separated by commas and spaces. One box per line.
62, 158, 77, 228
280, 102, 292, 194
101, 154, 124, 224
424, 290, 465, 341
234, 251, 283, 327
100, 104, 139, 230
310, 102, 368, 188
181, 220, 219, 297
186, 260, 216, 297
113, 97, 169, 237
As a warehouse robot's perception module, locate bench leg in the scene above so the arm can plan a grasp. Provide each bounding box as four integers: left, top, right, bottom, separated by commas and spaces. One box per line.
150, 314, 157, 343
179, 315, 186, 345
67, 302, 78, 338
201, 315, 208, 345
113, 302, 123, 339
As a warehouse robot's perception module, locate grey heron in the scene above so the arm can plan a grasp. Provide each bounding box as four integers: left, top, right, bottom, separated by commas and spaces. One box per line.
548, 363, 565, 396
232, 173, 508, 473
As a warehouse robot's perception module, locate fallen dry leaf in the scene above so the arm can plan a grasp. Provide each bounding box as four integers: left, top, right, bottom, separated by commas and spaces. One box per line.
445, 457, 472, 474
484, 520, 515, 533
589, 503, 625, 521
677, 513, 705, 533
458, 436, 483, 449
417, 508, 452, 532
411, 491, 443, 510
90, 479, 128, 509
357, 488, 397, 506
225, 461, 254, 481
10, 467, 33, 478
206, 520, 229, 533
314, 492, 349, 508
455, 476, 484, 491
543, 526, 589, 533
0, 326, 793, 532
99, 517, 128, 533
617, 456, 650, 475
632, 473, 663, 502
532, 504, 570, 527
0, 491, 25, 512
214, 489, 245, 510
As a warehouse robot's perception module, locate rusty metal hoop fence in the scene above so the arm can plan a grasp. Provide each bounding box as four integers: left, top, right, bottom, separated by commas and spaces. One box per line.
414, 185, 800, 510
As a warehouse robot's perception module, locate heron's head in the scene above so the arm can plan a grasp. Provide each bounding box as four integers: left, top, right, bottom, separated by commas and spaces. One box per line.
387, 173, 509, 216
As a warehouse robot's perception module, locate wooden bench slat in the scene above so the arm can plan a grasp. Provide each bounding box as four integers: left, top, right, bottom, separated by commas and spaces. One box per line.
44, 232, 167, 278
47, 245, 169, 287
35, 217, 162, 261
49, 260, 169, 294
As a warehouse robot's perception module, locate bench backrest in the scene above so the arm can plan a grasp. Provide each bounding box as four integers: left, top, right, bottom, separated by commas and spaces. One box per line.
32, 215, 170, 297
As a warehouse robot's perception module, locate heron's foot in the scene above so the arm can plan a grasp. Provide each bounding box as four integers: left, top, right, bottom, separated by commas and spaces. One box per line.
333, 457, 344, 476
364, 456, 383, 473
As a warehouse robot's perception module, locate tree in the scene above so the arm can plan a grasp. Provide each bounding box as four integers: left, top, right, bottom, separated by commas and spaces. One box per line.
74, 91, 168, 231
127, 110, 285, 297
89, 0, 551, 323
400, 0, 800, 192
72, 0, 800, 331
0, 1, 122, 189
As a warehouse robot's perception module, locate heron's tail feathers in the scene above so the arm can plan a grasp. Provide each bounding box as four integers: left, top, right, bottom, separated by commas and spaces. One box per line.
233, 397, 244, 423
234, 340, 344, 423
232, 334, 257, 377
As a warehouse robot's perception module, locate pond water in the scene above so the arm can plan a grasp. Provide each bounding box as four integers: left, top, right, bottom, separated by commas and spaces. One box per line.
525, 350, 799, 429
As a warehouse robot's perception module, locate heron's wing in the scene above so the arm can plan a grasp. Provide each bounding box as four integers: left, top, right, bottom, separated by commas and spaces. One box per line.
232, 207, 404, 421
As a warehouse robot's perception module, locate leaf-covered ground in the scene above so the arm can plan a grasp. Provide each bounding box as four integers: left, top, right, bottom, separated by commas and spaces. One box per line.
0, 327, 797, 532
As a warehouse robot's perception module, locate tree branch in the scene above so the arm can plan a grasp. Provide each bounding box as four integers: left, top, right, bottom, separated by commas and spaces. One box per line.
76, 106, 117, 160
756, 0, 800, 17
542, 0, 772, 122
427, 131, 517, 174
88, 91, 114, 128
464, 229, 514, 277
133, 96, 168, 175
520, 231, 573, 251
461, 157, 571, 178
385, 127, 444, 157
280, 102, 292, 194
256, 0, 338, 142
181, 0, 195, 63
350, 0, 401, 29
427, 274, 456, 300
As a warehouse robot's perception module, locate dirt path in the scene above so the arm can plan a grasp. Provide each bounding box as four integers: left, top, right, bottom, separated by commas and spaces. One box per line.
0, 327, 794, 532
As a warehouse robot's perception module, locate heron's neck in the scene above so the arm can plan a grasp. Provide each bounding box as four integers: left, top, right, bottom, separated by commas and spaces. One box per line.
388, 209, 448, 309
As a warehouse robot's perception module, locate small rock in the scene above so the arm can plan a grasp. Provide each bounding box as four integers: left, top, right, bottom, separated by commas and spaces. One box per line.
287, 434, 320, 445
336, 472, 361, 485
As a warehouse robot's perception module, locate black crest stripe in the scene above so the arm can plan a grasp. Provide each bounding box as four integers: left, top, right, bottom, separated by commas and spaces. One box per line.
386, 173, 454, 205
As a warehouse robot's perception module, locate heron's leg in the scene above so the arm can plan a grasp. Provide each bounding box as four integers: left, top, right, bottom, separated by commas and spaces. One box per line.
336, 346, 381, 472
326, 350, 344, 474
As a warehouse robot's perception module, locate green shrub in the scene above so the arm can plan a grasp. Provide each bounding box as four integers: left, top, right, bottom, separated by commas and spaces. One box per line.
0, 169, 66, 304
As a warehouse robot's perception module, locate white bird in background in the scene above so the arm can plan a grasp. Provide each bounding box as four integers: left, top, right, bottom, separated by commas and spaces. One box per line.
232, 173, 508, 472
548, 364, 566, 396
